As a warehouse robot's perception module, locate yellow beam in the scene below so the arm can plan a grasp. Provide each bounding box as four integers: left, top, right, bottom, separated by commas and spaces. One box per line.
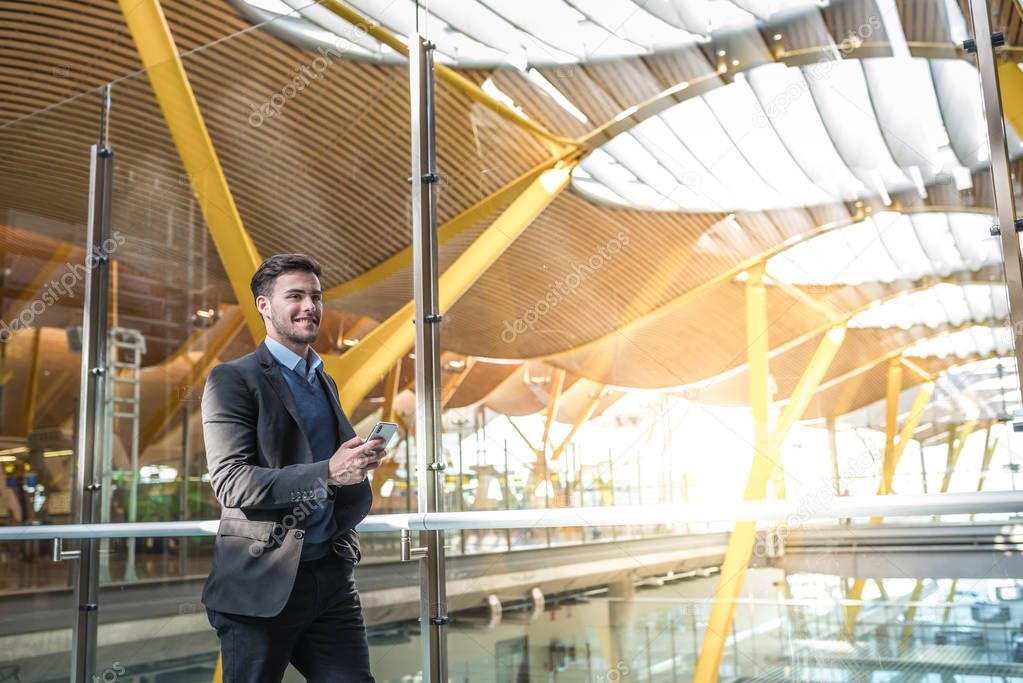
118, 0, 264, 342
694, 263, 771, 683
880, 358, 904, 495
970, 427, 998, 522
19, 327, 41, 437
998, 60, 1023, 141
899, 580, 926, 655
890, 382, 935, 479
541, 368, 567, 451
550, 385, 610, 461
941, 420, 977, 493
768, 325, 847, 455
323, 154, 574, 302
324, 164, 575, 409
765, 325, 847, 501
380, 360, 402, 423
440, 357, 475, 409
1, 242, 75, 325
139, 310, 244, 448
318, 0, 576, 151
942, 579, 959, 623
842, 579, 866, 641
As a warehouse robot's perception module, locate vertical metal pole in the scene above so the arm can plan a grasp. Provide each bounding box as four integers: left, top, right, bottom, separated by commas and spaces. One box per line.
503, 440, 511, 550
71, 88, 113, 683
409, 31, 447, 683
968, 0, 1023, 401
827, 417, 841, 496
179, 405, 190, 577
405, 428, 412, 513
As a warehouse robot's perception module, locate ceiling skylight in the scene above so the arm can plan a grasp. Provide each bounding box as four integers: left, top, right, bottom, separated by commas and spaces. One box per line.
849, 283, 1010, 329
573, 56, 1020, 212
904, 326, 1013, 359
766, 212, 998, 286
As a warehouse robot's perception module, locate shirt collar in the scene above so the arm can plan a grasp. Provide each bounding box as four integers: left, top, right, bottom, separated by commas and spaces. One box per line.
264, 337, 323, 379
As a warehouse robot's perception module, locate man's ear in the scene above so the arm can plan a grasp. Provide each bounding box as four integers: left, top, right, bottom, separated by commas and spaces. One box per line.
255, 295, 269, 318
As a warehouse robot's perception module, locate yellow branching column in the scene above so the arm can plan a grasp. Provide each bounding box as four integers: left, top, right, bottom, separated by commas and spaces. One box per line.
118, 0, 265, 342
694, 265, 846, 683
844, 363, 934, 640
324, 164, 574, 408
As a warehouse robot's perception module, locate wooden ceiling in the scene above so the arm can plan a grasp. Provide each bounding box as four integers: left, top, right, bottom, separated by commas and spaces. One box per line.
1, 0, 1019, 426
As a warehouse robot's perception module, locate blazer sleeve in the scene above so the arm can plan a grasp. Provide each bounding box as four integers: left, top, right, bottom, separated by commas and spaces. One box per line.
202, 363, 329, 510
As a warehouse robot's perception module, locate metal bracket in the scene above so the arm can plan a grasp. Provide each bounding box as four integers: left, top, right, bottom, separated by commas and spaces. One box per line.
424, 314, 443, 323
429, 615, 450, 626
426, 462, 446, 471
963, 32, 1004, 53
989, 219, 1023, 236
53, 538, 81, 562
399, 529, 428, 561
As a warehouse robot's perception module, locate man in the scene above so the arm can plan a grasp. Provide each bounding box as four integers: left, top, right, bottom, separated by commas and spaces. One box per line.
201, 253, 385, 682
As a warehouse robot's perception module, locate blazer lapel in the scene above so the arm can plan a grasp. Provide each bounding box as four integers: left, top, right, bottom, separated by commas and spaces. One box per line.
257, 343, 311, 462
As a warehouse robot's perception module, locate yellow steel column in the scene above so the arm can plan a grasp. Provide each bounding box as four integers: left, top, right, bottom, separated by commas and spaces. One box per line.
541, 368, 567, 452
899, 580, 926, 655
694, 263, 771, 683
694, 295, 846, 682
324, 164, 575, 409
845, 378, 933, 638
440, 358, 475, 409
942, 579, 959, 623
118, 0, 265, 342
880, 357, 904, 495
19, 327, 42, 437
941, 420, 977, 493
551, 385, 610, 461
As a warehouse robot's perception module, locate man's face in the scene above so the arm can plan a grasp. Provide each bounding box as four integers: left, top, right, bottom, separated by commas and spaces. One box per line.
256, 270, 322, 346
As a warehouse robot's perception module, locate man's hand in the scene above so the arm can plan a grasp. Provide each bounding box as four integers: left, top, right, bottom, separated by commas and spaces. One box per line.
328, 435, 386, 485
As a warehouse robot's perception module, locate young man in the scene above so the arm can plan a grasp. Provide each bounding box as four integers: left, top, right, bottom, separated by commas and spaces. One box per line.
201, 253, 384, 682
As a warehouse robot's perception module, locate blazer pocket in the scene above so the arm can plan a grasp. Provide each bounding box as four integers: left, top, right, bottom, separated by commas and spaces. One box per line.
217, 518, 274, 542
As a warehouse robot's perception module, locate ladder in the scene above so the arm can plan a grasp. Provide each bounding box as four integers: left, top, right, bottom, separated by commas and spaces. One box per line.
98, 327, 146, 583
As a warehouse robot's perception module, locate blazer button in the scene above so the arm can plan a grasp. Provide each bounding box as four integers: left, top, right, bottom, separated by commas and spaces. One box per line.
295, 530, 305, 540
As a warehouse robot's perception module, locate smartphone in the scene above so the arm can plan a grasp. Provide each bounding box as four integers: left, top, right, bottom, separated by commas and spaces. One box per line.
365, 421, 398, 454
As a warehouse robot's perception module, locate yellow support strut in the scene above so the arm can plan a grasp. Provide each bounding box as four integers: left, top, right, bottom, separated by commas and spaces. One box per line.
118, 0, 265, 342
324, 164, 574, 409
694, 265, 845, 683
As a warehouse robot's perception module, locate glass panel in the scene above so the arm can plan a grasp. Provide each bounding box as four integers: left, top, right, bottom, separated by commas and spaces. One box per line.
0, 88, 101, 683
89, 4, 417, 680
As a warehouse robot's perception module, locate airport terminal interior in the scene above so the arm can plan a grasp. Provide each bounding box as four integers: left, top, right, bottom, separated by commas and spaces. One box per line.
8, 0, 1023, 680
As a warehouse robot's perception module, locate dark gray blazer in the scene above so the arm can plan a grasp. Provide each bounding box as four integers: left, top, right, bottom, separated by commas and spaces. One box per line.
200, 342, 372, 617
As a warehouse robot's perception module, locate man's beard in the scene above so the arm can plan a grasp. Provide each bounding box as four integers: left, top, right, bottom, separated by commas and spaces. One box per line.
269, 304, 319, 345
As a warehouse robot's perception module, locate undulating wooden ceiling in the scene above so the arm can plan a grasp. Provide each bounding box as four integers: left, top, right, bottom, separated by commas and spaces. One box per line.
2, 0, 1022, 436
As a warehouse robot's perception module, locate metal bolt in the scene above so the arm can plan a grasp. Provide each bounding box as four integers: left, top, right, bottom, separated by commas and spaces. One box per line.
963, 38, 977, 53
992, 32, 1005, 48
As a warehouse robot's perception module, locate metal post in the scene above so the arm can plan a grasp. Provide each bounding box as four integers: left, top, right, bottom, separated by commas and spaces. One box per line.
71, 90, 113, 683
409, 32, 447, 683
968, 0, 1023, 403
827, 417, 841, 496
503, 440, 511, 550
179, 405, 189, 577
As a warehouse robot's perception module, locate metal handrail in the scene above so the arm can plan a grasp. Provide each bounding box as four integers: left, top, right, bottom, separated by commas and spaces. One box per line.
1, 491, 1021, 540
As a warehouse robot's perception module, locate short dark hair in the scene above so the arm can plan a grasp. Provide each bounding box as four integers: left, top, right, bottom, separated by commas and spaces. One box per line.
250, 254, 322, 301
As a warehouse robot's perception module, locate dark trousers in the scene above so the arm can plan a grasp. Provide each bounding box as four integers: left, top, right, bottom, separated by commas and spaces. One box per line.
207, 554, 374, 682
